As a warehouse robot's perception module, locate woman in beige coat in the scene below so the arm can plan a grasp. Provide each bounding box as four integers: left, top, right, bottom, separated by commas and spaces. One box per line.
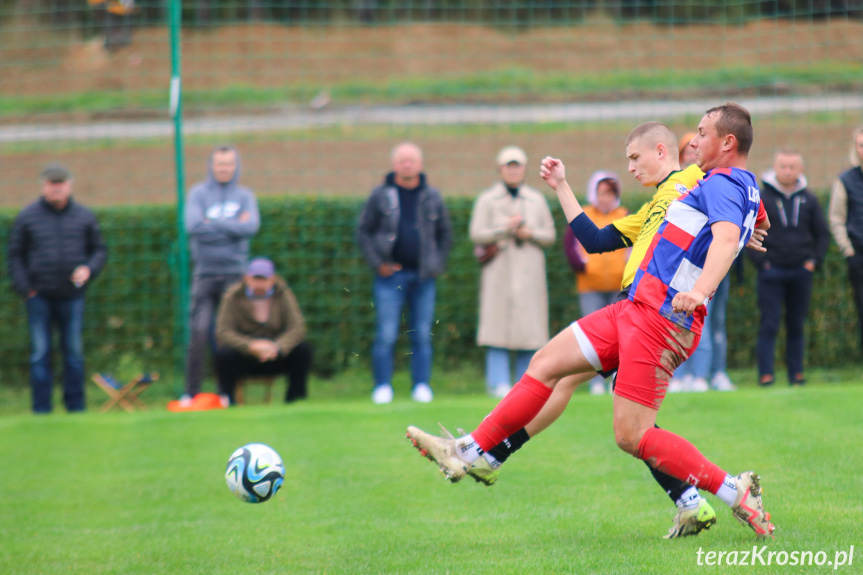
469, 146, 556, 398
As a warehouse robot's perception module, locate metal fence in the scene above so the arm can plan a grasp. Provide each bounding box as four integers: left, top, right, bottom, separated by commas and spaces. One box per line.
2, 0, 863, 389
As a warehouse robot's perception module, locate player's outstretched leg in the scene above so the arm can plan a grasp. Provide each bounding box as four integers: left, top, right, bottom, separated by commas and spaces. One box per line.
405, 372, 555, 483
645, 425, 717, 539
438, 424, 501, 486
407, 328, 594, 483
635, 426, 775, 538
406, 425, 472, 482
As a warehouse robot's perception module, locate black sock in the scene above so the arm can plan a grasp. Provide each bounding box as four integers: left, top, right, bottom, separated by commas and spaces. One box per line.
486, 427, 530, 463
647, 463, 693, 504
645, 424, 693, 504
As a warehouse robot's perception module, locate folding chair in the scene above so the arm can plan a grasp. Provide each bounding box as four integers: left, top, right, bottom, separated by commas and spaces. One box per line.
93, 372, 159, 413
235, 376, 275, 405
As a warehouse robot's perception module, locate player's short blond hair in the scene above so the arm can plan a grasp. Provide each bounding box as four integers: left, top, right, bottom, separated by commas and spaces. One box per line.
625, 122, 678, 153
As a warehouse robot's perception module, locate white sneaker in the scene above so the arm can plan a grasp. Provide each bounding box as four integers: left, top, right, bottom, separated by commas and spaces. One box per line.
411, 383, 434, 403
690, 377, 709, 392
179, 394, 193, 407
711, 372, 737, 391
589, 381, 606, 396
219, 394, 231, 408
680, 374, 695, 392
489, 383, 511, 398
372, 384, 394, 404
667, 378, 686, 393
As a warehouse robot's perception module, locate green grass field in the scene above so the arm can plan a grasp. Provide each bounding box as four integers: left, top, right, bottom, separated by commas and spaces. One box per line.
2, 377, 862, 575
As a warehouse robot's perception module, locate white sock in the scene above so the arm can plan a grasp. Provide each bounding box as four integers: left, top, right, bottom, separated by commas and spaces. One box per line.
715, 474, 739, 507
455, 434, 482, 464
482, 452, 502, 469
675, 487, 701, 511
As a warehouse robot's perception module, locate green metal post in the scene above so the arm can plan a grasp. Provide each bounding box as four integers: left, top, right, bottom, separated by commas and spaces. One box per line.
170, 0, 189, 394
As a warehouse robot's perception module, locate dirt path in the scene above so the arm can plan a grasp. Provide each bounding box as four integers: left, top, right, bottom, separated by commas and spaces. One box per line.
2, 20, 861, 206
1, 113, 855, 208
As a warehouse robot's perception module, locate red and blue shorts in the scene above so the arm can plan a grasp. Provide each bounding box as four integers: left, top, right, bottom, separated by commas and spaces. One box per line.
571, 299, 699, 410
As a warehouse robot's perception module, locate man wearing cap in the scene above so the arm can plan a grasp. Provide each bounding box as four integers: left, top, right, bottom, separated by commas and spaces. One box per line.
7, 163, 108, 414
214, 258, 312, 405
356, 142, 453, 404
182, 145, 260, 404
469, 146, 556, 398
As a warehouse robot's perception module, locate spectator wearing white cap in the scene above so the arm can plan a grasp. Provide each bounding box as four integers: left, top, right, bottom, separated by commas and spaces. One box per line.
469, 146, 556, 398
215, 257, 312, 405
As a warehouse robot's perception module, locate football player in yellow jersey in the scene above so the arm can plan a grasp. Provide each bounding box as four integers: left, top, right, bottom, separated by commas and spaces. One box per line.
447, 122, 766, 539
607, 162, 704, 289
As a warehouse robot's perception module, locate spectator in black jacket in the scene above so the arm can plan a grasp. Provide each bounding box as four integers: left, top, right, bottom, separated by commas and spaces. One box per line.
7, 164, 108, 413
749, 150, 829, 386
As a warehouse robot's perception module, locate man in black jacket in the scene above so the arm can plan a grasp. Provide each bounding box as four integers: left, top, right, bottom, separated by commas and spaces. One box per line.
7, 164, 108, 413
749, 150, 829, 386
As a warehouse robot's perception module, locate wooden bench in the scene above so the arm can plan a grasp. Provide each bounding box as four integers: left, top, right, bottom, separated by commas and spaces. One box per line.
235, 376, 275, 405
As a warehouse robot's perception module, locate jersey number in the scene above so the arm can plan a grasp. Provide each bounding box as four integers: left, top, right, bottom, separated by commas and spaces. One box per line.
738, 208, 757, 251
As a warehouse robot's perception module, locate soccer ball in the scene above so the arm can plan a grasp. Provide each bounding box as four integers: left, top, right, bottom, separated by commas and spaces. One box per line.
225, 443, 285, 503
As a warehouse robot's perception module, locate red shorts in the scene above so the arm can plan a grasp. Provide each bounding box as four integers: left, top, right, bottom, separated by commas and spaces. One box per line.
572, 299, 699, 409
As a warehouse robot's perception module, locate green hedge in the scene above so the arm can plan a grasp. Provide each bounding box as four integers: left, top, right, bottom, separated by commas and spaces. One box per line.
0, 193, 858, 387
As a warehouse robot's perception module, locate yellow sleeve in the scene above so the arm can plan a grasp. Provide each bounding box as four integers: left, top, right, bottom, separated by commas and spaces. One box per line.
611, 203, 650, 246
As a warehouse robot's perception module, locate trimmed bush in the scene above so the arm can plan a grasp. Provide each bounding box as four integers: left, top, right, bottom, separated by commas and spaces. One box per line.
0, 192, 858, 387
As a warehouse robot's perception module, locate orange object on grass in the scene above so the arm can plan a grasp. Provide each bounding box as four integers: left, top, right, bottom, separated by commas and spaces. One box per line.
167, 393, 226, 412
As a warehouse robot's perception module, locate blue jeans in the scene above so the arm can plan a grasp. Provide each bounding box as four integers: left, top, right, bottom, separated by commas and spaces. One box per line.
26, 294, 86, 413
372, 270, 436, 388
674, 299, 713, 380
709, 274, 730, 376
485, 347, 534, 390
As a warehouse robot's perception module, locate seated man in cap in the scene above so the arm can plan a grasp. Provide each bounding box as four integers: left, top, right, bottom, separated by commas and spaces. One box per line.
215, 257, 313, 405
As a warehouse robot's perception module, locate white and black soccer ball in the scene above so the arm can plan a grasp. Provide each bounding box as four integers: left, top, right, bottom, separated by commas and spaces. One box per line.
225, 443, 285, 503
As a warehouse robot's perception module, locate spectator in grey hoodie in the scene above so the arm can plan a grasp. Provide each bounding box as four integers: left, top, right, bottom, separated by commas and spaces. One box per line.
181, 146, 260, 403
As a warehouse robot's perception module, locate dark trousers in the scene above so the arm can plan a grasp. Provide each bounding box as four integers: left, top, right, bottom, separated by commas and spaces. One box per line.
184, 274, 242, 397
216, 342, 313, 404
847, 254, 863, 357
756, 265, 813, 382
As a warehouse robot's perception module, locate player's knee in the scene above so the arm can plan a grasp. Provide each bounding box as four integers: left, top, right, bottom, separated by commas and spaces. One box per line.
525, 347, 566, 385
613, 427, 641, 456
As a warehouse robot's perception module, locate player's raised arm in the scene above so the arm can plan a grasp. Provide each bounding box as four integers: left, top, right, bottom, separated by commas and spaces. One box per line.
540, 157, 584, 223
542, 156, 630, 254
